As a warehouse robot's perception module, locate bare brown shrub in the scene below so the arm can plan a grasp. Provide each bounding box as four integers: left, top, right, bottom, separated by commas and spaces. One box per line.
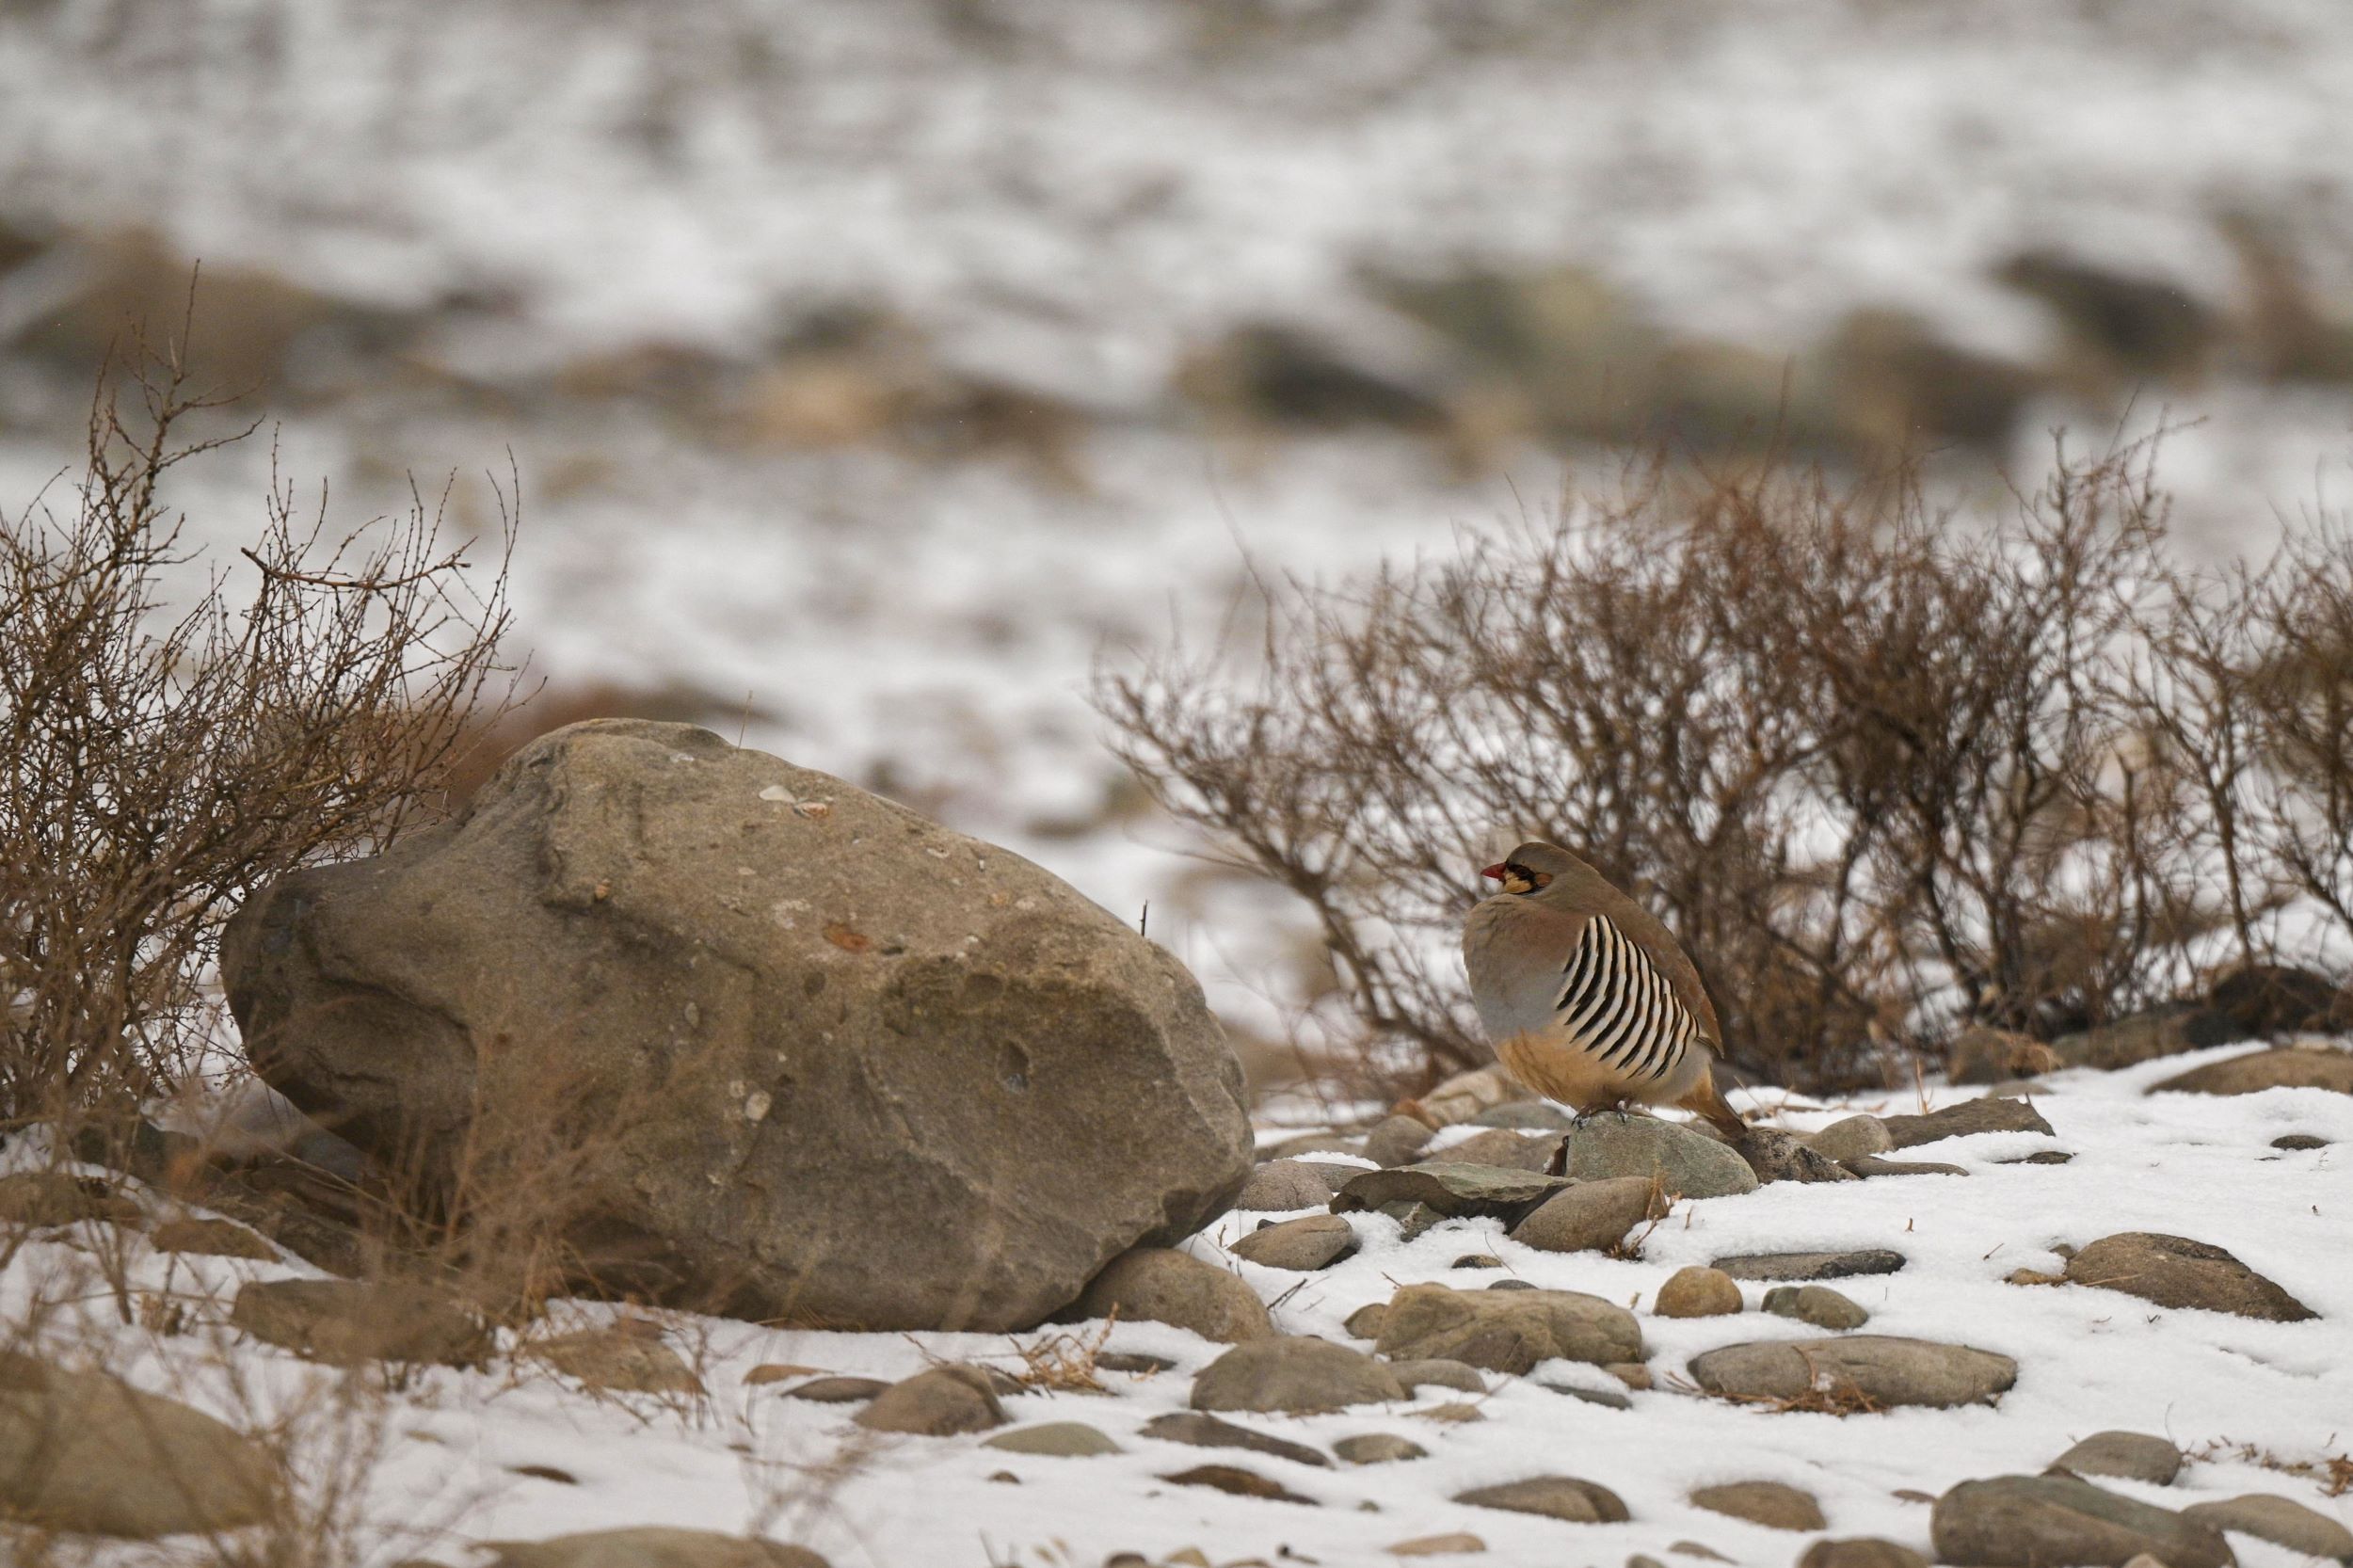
1097, 440, 2353, 1095
0, 333, 517, 1136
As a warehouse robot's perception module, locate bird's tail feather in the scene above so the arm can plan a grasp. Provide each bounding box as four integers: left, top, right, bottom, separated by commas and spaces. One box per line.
1678, 1070, 1749, 1141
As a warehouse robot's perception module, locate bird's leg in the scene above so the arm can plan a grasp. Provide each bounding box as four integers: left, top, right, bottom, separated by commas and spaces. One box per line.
1545, 1136, 1570, 1178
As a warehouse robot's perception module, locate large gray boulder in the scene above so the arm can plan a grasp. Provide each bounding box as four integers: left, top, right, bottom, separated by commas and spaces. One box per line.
222, 720, 1252, 1332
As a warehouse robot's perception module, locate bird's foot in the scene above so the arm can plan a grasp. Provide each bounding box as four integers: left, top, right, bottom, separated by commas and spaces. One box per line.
1545, 1136, 1570, 1177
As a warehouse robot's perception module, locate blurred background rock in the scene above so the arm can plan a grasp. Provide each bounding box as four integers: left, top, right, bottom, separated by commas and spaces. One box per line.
4, 0, 2349, 1095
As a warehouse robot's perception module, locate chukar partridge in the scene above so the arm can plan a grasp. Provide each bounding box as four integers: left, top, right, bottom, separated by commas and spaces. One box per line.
1463, 839, 1748, 1141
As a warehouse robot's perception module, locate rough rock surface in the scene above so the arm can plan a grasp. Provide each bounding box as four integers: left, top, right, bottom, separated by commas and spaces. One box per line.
1141, 1411, 1328, 1467
1879, 1096, 2054, 1147
0, 1352, 282, 1537
1372, 1283, 1643, 1372
2183, 1493, 2353, 1560
1688, 1336, 2016, 1409
1508, 1176, 1666, 1253
1229, 1214, 1358, 1271
1554, 1116, 1758, 1197
1654, 1266, 1743, 1318
482, 1528, 829, 1568
1689, 1480, 1826, 1530
2049, 1431, 2183, 1486
231, 1278, 493, 1367
2064, 1232, 2315, 1320
2153, 1046, 2353, 1096
1735, 1126, 1859, 1184
1190, 1337, 1406, 1414
853, 1366, 1006, 1435
1453, 1475, 1629, 1524
1930, 1474, 2233, 1568
780, 1376, 887, 1403
221, 719, 1252, 1332
1075, 1248, 1276, 1341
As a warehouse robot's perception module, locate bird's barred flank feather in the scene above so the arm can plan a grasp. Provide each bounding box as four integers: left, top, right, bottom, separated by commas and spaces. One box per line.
1552, 915, 1694, 1083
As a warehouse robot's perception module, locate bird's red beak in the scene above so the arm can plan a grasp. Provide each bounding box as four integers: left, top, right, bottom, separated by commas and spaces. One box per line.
1480, 863, 1505, 881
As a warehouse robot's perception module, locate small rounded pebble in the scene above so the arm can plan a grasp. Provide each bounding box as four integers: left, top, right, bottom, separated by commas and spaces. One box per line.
1655, 1266, 1742, 1318
1336, 1433, 1428, 1464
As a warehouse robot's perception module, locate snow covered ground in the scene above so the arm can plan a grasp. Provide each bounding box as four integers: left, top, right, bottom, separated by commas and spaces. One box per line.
6, 1041, 2348, 1566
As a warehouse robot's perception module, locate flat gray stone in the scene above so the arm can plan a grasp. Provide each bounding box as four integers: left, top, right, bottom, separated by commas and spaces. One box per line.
1141, 1411, 1327, 1467
781, 1376, 888, 1403
1230, 1214, 1358, 1271
1879, 1096, 2054, 1148
1711, 1250, 1906, 1283
982, 1421, 1122, 1457
1555, 1117, 1758, 1198
1190, 1337, 1405, 1414
2184, 1493, 2353, 1560
1689, 1336, 2015, 1410
480, 1529, 828, 1568
1373, 1283, 1644, 1373
2064, 1232, 2315, 1321
2272, 1133, 2330, 1150
1930, 1474, 2232, 1568
2049, 1431, 2182, 1486
1331, 1162, 1570, 1224
2053, 1007, 2241, 1071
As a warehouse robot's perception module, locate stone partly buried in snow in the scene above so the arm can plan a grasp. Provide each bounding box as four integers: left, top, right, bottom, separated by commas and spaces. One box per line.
1877, 1096, 2054, 1148
1554, 1115, 1758, 1197
1688, 1336, 2017, 1410
0, 1352, 283, 1537
2153, 1045, 2353, 1096
1930, 1474, 2233, 1568
231, 1277, 494, 1367
1372, 1283, 1644, 1373
1711, 1249, 1906, 1283
221, 719, 1252, 1334
1229, 1214, 1358, 1272
480, 1528, 830, 1568
1190, 1336, 1407, 1414
853, 1366, 1006, 1435
2048, 1431, 2184, 1486
1073, 1247, 1274, 1341
2183, 1493, 2353, 1561
1454, 1476, 1630, 1524
2063, 1232, 2315, 1320
1142, 1411, 1329, 1467
1508, 1176, 1668, 1254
